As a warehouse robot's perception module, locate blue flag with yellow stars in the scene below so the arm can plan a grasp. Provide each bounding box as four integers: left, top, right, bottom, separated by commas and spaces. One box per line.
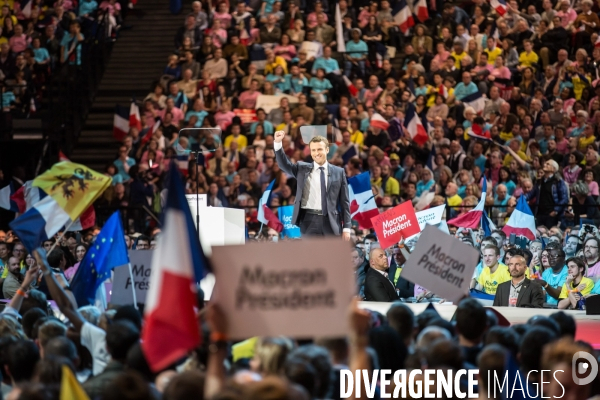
71, 211, 129, 306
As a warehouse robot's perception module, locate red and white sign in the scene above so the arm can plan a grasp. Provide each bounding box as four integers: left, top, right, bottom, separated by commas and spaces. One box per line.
234, 109, 258, 124
371, 201, 420, 249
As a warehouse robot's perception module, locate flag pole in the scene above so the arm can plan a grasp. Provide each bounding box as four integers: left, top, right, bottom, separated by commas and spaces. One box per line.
48, 218, 78, 254
127, 262, 138, 309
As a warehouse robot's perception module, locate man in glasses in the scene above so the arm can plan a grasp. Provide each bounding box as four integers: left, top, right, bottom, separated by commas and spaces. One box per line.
582, 237, 600, 283
534, 243, 568, 306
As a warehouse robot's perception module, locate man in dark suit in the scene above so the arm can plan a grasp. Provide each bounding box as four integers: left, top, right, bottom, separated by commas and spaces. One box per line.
274, 130, 351, 239
493, 254, 545, 308
364, 248, 399, 302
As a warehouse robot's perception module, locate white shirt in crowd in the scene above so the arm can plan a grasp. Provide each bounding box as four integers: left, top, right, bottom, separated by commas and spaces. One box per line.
81, 321, 110, 375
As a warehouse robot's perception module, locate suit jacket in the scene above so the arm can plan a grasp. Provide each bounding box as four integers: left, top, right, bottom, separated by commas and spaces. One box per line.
364, 268, 399, 302
275, 149, 351, 235
492, 278, 545, 308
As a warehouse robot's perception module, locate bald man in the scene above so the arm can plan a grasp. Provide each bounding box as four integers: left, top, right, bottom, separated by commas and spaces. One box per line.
364, 247, 399, 302
493, 255, 544, 308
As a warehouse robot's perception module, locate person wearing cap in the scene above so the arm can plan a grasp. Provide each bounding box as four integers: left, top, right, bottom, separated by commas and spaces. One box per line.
273, 131, 352, 239
536, 159, 569, 228
344, 28, 367, 78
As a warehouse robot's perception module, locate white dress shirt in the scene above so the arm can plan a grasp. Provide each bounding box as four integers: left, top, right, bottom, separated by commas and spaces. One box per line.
301, 161, 328, 210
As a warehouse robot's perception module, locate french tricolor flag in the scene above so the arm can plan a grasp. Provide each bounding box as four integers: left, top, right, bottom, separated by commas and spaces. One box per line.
140, 117, 162, 147
438, 85, 449, 99
502, 195, 536, 240
370, 113, 390, 131
343, 75, 358, 97
404, 103, 428, 145
462, 91, 486, 115
257, 180, 275, 226
393, 0, 414, 33
490, 0, 507, 16
0, 182, 24, 213
9, 196, 71, 252
348, 172, 379, 229
448, 176, 488, 229
142, 164, 207, 372
415, 0, 429, 22
113, 105, 130, 141
129, 101, 142, 131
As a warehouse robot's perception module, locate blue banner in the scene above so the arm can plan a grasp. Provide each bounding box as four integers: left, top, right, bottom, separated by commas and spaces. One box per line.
280, 205, 301, 239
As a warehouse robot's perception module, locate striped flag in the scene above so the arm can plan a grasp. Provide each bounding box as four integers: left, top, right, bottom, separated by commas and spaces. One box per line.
404, 103, 428, 145
415, 0, 429, 22
490, 0, 507, 15
348, 172, 379, 229
113, 105, 130, 141
462, 91, 485, 115
129, 101, 142, 131
370, 113, 390, 130
257, 180, 275, 225
393, 0, 414, 33
335, 3, 346, 53
448, 176, 488, 229
140, 118, 162, 147
502, 196, 536, 240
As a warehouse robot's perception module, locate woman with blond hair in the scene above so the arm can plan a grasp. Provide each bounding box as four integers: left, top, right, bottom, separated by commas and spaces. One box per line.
249, 337, 294, 376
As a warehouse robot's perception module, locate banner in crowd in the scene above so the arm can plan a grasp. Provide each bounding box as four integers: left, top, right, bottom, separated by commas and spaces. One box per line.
401, 226, 479, 303
111, 250, 153, 305
371, 201, 420, 249
299, 41, 321, 60
279, 205, 300, 239
234, 109, 258, 124
255, 94, 298, 114
211, 238, 354, 339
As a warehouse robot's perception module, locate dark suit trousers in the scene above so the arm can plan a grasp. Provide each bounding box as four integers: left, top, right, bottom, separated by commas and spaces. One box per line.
300, 211, 334, 236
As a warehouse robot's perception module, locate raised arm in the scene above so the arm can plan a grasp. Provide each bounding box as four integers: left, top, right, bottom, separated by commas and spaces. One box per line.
33, 248, 85, 332
273, 130, 299, 177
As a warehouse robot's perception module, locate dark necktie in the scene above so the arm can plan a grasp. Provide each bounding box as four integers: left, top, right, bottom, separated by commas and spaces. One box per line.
215, 159, 222, 176
320, 167, 328, 215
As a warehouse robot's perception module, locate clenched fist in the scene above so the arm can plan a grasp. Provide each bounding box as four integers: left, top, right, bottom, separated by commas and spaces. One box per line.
274, 130, 285, 143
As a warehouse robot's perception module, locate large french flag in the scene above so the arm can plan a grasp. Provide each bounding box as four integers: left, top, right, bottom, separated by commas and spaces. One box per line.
142, 164, 206, 372
415, 0, 429, 22
462, 91, 485, 115
9, 196, 71, 251
448, 176, 488, 229
348, 172, 379, 229
393, 0, 414, 33
490, 0, 507, 16
404, 103, 428, 145
370, 113, 390, 130
113, 105, 130, 141
502, 195, 536, 240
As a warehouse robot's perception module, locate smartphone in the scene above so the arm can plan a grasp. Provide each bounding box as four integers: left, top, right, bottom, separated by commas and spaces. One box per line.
509, 233, 516, 245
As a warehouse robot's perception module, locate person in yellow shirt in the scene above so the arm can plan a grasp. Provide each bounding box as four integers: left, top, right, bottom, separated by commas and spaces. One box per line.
578, 125, 596, 152
223, 125, 248, 150
264, 49, 288, 75
483, 37, 502, 65
349, 118, 364, 146
371, 165, 400, 198
517, 40, 538, 71
451, 41, 467, 69
445, 182, 463, 207
558, 257, 595, 309
503, 139, 529, 166
477, 245, 511, 295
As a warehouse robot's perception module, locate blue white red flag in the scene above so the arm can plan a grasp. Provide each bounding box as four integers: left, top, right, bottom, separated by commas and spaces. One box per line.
503, 195, 536, 240
348, 172, 379, 229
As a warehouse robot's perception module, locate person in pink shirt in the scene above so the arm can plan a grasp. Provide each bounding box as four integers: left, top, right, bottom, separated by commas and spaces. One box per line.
306, 1, 327, 29
432, 42, 450, 66
141, 139, 165, 169
161, 98, 184, 126
363, 75, 383, 108
214, 101, 236, 130
238, 79, 261, 109
357, 3, 377, 29
212, 2, 232, 29
206, 19, 227, 48
488, 55, 511, 86
99, 0, 121, 37
585, 169, 600, 198
555, 0, 577, 29
273, 34, 296, 62
9, 24, 30, 54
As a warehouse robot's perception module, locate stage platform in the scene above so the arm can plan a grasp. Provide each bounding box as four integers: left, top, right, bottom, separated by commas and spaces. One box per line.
359, 302, 600, 349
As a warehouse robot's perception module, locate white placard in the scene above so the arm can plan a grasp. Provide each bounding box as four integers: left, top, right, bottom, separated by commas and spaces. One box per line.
401, 225, 479, 303
211, 238, 355, 339
111, 250, 153, 305
255, 94, 298, 114
300, 41, 321, 60
415, 205, 446, 231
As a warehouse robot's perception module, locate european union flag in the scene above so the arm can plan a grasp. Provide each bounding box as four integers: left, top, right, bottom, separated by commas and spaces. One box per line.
71, 211, 129, 306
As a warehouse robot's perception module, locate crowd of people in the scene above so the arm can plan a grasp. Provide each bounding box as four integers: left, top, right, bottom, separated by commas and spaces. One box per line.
0, 0, 124, 123
0, 0, 599, 398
